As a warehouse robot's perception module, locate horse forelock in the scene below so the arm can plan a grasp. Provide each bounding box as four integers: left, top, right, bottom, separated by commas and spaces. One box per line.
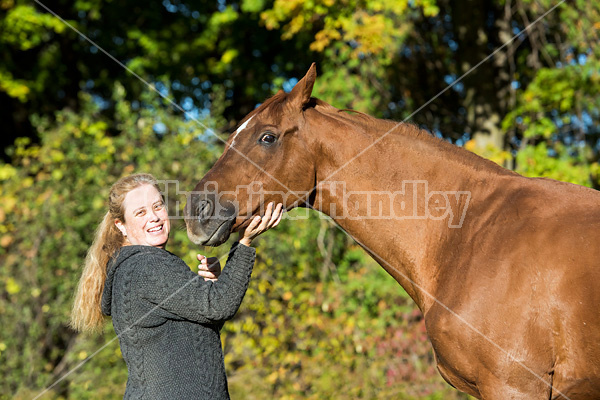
229, 91, 288, 137
253, 91, 289, 123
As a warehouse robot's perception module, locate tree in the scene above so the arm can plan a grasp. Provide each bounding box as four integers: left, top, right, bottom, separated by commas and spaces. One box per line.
0, 0, 318, 160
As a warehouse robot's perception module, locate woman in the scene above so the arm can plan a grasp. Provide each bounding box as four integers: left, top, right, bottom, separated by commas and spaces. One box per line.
71, 173, 283, 399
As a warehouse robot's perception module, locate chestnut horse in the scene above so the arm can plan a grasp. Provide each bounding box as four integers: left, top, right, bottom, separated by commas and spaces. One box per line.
185, 64, 600, 399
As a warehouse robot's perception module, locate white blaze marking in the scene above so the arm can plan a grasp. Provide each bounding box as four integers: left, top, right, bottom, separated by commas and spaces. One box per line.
230, 115, 254, 148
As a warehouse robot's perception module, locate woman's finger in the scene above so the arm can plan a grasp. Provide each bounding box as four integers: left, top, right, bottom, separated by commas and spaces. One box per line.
263, 204, 282, 230
271, 207, 284, 228
257, 202, 274, 231
268, 203, 283, 227
200, 272, 218, 282
246, 215, 262, 233
197, 254, 208, 271
200, 270, 217, 277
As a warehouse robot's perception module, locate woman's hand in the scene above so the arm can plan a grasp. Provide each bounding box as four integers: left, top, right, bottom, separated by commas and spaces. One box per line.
197, 254, 221, 282
238, 202, 284, 247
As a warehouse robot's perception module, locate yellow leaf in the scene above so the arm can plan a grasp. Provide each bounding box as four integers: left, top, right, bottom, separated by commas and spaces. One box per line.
51, 170, 63, 180
0, 235, 13, 247
464, 140, 475, 152
23, 177, 33, 188
99, 137, 112, 148
92, 197, 104, 210
0, 164, 16, 180
221, 49, 238, 64
266, 371, 279, 383
6, 277, 20, 294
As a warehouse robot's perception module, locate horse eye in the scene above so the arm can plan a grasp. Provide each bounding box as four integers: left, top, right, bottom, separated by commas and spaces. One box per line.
259, 133, 277, 145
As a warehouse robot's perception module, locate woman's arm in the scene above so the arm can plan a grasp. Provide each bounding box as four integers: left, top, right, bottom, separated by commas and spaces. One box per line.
139, 203, 283, 324
138, 243, 255, 324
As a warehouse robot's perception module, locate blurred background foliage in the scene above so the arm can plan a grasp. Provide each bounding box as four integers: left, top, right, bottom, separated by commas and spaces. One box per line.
1, 0, 599, 398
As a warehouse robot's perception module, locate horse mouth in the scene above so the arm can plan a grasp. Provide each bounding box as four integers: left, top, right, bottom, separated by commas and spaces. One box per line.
187, 218, 235, 247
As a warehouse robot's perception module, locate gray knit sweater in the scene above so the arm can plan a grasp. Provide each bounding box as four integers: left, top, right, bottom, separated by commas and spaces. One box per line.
101, 242, 256, 400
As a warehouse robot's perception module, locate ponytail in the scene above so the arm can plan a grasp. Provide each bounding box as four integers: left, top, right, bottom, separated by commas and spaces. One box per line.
70, 211, 123, 332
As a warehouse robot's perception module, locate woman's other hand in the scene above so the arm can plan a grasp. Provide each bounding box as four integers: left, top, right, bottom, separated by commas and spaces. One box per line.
197, 254, 221, 282
238, 202, 284, 247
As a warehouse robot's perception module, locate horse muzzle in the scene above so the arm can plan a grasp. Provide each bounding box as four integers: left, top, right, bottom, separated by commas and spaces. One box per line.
184, 193, 237, 246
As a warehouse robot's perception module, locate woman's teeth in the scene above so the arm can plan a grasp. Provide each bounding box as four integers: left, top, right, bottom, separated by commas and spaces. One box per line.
148, 226, 163, 233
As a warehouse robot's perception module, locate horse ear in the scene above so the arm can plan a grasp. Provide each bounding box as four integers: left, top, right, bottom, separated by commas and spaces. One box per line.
288, 63, 316, 110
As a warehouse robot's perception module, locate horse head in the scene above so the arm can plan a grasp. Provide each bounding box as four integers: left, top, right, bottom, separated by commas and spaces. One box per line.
185, 64, 320, 246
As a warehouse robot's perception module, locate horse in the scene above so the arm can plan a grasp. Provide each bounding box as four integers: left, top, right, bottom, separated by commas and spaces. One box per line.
184, 64, 600, 399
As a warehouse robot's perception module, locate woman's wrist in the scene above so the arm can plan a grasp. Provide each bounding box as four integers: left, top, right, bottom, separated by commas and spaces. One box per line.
238, 237, 252, 247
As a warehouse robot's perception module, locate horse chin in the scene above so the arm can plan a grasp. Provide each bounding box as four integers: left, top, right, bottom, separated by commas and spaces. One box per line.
203, 229, 231, 247
186, 219, 234, 247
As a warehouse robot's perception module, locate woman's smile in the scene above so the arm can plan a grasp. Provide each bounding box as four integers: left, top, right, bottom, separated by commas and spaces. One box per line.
147, 224, 164, 233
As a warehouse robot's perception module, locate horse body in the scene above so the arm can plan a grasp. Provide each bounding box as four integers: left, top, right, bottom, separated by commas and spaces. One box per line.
308, 107, 600, 399
185, 64, 600, 399
423, 177, 600, 399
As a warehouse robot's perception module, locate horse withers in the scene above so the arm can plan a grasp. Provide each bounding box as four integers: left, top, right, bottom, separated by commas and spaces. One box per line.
184, 64, 600, 399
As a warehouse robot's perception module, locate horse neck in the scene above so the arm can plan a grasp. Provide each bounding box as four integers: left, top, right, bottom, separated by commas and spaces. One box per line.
308, 114, 508, 311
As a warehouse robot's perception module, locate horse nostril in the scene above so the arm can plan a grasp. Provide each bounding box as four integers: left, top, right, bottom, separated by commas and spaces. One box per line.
196, 199, 212, 220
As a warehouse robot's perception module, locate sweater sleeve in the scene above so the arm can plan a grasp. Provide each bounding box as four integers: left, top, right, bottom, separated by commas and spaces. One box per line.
137, 243, 256, 324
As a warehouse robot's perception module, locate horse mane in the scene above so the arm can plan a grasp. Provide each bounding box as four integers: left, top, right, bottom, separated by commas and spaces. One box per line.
311, 98, 512, 175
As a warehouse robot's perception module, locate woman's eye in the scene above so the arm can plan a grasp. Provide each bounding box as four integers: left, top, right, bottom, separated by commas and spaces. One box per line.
259, 133, 277, 145
136, 210, 145, 217
154, 203, 164, 210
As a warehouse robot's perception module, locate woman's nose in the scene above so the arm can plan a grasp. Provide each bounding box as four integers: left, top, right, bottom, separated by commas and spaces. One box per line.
149, 209, 161, 221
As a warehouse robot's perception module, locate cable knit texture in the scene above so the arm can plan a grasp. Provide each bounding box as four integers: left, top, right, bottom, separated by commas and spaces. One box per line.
101, 242, 256, 400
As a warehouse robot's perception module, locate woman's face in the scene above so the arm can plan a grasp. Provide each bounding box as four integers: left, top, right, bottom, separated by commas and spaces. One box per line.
115, 184, 170, 248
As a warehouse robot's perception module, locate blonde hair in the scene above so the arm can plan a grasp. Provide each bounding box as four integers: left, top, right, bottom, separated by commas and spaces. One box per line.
70, 173, 161, 332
